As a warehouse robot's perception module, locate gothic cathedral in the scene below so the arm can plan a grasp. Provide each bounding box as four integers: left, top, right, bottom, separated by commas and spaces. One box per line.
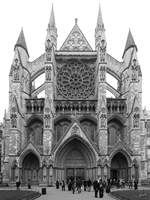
1, 4, 149, 185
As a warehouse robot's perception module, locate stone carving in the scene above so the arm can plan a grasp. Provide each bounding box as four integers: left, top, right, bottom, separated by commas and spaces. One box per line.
44, 114, 51, 128
60, 23, 92, 51
100, 66, 106, 82
133, 113, 140, 128
57, 62, 95, 99
100, 113, 107, 128
100, 39, 106, 62
45, 64, 52, 81
131, 58, 138, 81
45, 39, 53, 61
13, 58, 20, 81
11, 113, 17, 128
71, 125, 80, 135
133, 107, 140, 128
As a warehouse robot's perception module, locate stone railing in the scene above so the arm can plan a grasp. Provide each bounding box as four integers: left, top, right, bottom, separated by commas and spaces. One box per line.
25, 98, 45, 114
55, 100, 97, 114
107, 98, 127, 115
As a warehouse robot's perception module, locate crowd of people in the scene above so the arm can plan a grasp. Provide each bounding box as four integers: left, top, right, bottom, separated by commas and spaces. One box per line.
55, 177, 139, 198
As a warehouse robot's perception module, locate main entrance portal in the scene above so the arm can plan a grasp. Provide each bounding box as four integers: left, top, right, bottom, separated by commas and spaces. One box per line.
66, 168, 85, 182
55, 137, 96, 181
110, 152, 129, 181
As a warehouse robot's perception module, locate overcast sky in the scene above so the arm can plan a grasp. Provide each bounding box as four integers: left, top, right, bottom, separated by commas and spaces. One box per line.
0, 0, 149, 122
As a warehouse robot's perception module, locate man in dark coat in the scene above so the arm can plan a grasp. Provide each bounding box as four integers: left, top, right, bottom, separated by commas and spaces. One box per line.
93, 179, 98, 198
98, 179, 104, 198
56, 180, 59, 189
87, 178, 92, 192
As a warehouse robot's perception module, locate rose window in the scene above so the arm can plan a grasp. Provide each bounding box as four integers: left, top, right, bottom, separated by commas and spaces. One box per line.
57, 63, 95, 99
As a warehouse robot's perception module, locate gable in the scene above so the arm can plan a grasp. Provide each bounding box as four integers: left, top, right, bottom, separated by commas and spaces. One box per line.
53, 122, 98, 156
60, 22, 93, 52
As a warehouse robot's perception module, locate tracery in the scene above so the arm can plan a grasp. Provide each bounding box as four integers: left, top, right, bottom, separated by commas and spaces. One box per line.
57, 62, 95, 99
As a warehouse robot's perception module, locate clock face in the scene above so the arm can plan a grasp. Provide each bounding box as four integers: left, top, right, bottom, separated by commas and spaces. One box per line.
57, 62, 95, 99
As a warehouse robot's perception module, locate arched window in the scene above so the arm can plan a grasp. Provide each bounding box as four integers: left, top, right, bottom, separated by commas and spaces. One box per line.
54, 118, 72, 142
108, 118, 124, 146
80, 118, 97, 143
27, 118, 43, 145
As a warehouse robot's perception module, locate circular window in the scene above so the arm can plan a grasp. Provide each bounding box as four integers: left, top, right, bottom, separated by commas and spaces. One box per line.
57, 63, 95, 99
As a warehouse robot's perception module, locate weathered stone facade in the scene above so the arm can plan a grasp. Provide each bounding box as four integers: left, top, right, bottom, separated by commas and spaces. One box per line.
1, 4, 150, 185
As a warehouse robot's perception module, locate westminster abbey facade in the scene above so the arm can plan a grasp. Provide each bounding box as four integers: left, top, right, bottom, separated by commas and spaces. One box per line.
1, 4, 150, 185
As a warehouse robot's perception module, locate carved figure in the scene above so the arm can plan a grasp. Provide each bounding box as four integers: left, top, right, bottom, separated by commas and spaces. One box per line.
11, 113, 17, 128
131, 59, 138, 81
45, 39, 53, 61
100, 66, 106, 82
44, 114, 51, 128
45, 65, 52, 81
13, 58, 20, 81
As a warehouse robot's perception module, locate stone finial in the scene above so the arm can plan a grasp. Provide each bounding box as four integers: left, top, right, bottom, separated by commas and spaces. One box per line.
75, 18, 78, 25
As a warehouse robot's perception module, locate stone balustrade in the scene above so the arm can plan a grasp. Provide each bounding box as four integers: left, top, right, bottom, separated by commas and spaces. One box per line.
55, 100, 97, 114
25, 98, 45, 114
107, 98, 127, 114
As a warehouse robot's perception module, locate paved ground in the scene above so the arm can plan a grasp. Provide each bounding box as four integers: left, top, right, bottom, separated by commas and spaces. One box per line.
36, 187, 115, 200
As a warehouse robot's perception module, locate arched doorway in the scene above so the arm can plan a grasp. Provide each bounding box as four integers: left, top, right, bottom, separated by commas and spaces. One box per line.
110, 152, 129, 181
55, 136, 96, 182
22, 153, 40, 185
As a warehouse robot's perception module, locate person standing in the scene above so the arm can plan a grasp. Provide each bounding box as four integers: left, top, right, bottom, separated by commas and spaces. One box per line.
72, 179, 76, 194
56, 180, 59, 189
83, 180, 87, 191
98, 179, 104, 198
62, 180, 65, 191
134, 179, 138, 190
87, 178, 92, 192
93, 179, 98, 198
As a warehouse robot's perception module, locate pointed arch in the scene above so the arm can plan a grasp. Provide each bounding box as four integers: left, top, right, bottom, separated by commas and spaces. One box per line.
19, 144, 41, 168
109, 148, 132, 167
54, 134, 97, 168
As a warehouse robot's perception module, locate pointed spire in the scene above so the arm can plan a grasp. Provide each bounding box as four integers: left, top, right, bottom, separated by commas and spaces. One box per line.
123, 29, 137, 58
95, 2, 106, 50
46, 4, 57, 50
15, 28, 29, 57
49, 4, 56, 28
96, 2, 104, 30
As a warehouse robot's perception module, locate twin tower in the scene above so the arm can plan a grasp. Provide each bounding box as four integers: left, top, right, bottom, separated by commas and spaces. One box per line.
1, 3, 148, 186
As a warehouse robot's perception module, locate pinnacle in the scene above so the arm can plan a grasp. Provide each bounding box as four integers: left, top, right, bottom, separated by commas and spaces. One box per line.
15, 28, 29, 57
49, 4, 56, 28
96, 1, 104, 29
123, 29, 137, 58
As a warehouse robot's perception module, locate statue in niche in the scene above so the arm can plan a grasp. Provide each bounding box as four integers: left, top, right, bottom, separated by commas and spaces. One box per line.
13, 58, 20, 81
45, 39, 53, 61
44, 114, 51, 128
100, 39, 106, 62
133, 107, 140, 128
100, 113, 106, 128
11, 113, 17, 128
131, 58, 138, 81
133, 113, 140, 128
45, 65, 52, 81
100, 66, 106, 82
